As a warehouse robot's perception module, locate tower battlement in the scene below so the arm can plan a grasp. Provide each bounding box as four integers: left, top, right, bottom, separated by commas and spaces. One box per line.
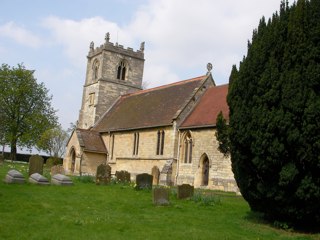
88, 32, 145, 59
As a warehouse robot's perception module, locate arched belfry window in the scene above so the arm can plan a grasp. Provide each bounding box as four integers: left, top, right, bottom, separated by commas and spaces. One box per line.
182, 131, 193, 164
117, 60, 127, 80
92, 59, 100, 82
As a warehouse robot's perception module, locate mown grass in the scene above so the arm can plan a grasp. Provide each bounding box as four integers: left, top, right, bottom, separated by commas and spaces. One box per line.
0, 162, 319, 240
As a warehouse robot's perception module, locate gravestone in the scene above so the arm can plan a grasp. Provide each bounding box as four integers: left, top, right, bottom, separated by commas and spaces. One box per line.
115, 170, 131, 183
29, 173, 50, 185
153, 188, 170, 205
96, 164, 111, 185
51, 165, 65, 176
0, 155, 4, 165
28, 155, 44, 176
177, 184, 194, 199
4, 169, 25, 184
151, 166, 160, 185
136, 173, 153, 190
51, 174, 73, 186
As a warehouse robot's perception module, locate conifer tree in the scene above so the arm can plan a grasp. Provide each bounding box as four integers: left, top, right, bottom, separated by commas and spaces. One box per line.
223, 0, 320, 230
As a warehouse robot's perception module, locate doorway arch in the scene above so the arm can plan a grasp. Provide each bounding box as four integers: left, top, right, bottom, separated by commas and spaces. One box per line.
70, 148, 76, 173
201, 154, 209, 186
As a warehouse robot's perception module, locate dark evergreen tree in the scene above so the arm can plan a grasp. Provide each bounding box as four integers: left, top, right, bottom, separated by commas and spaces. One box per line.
224, 0, 320, 230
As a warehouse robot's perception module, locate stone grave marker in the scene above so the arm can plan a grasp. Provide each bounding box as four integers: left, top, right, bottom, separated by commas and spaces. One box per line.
29, 173, 50, 185
28, 155, 44, 176
115, 170, 131, 183
153, 188, 170, 206
51, 165, 65, 176
96, 164, 111, 185
51, 174, 73, 186
4, 169, 25, 184
151, 166, 160, 185
177, 184, 194, 199
136, 173, 153, 190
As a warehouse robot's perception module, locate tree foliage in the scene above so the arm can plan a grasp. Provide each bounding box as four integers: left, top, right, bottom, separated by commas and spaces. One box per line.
223, 0, 320, 230
0, 64, 58, 160
37, 125, 68, 158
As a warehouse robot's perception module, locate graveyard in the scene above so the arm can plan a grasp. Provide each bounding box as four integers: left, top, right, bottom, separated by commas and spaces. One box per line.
0, 160, 319, 240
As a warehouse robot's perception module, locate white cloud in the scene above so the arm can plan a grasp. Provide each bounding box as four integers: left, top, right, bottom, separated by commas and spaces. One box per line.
0, 22, 42, 48
42, 16, 136, 70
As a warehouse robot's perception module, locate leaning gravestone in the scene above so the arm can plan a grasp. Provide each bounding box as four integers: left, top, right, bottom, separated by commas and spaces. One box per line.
153, 188, 170, 205
28, 155, 44, 176
151, 166, 160, 185
136, 173, 153, 190
115, 170, 131, 183
29, 173, 50, 185
51, 165, 65, 176
96, 164, 111, 185
4, 169, 25, 184
51, 174, 73, 186
177, 184, 194, 199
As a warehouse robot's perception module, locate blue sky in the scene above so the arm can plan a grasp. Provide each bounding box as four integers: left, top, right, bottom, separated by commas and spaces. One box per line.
0, 0, 295, 132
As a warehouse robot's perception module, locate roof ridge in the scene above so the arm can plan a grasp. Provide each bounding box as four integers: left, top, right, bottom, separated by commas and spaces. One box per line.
122, 75, 206, 98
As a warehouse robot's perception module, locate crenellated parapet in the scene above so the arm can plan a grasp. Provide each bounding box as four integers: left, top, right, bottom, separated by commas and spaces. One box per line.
88, 32, 145, 59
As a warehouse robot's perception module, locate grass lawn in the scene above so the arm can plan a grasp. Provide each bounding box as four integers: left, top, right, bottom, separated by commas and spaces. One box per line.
0, 162, 319, 240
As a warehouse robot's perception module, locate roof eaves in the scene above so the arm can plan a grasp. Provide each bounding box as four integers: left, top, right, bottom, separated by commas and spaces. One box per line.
99, 123, 173, 133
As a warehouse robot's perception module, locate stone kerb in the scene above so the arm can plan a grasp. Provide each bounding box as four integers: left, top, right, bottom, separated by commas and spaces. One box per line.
4, 169, 25, 184
153, 188, 170, 206
96, 164, 111, 185
115, 170, 130, 183
151, 166, 160, 185
28, 155, 44, 176
51, 174, 73, 186
29, 173, 50, 185
177, 184, 194, 199
136, 173, 153, 190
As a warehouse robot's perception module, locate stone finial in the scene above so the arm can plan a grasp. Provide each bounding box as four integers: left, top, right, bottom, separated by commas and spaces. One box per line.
90, 41, 94, 51
105, 32, 110, 43
140, 41, 145, 52
206, 62, 213, 75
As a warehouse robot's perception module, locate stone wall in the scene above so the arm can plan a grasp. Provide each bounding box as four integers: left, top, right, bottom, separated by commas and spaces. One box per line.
177, 128, 238, 193
102, 126, 177, 180
63, 131, 82, 175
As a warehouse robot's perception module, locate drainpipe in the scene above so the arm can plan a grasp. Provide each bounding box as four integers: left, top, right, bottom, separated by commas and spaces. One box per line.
175, 129, 181, 185
79, 147, 83, 176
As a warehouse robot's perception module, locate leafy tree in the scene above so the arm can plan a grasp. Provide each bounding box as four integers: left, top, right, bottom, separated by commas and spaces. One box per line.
37, 125, 68, 158
220, 0, 320, 230
0, 64, 58, 160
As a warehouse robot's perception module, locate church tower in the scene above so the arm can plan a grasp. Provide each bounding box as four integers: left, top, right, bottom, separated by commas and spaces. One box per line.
78, 33, 145, 129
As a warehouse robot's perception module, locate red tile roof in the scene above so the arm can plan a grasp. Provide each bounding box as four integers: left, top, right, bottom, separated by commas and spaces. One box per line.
76, 129, 107, 153
180, 84, 229, 129
93, 76, 207, 132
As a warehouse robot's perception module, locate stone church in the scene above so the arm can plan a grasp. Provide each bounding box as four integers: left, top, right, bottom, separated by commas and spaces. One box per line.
63, 33, 238, 192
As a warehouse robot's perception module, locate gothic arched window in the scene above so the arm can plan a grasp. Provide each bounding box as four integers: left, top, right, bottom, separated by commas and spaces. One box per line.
182, 132, 193, 164
117, 60, 127, 80
156, 130, 165, 155
92, 59, 99, 82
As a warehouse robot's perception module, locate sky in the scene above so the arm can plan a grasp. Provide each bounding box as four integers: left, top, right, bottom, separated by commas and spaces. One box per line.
0, 0, 295, 131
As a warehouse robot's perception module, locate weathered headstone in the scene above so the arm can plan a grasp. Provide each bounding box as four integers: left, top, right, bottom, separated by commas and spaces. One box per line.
115, 170, 131, 183
28, 155, 44, 176
0, 155, 4, 165
96, 164, 111, 185
153, 188, 170, 205
159, 161, 173, 186
177, 184, 194, 199
151, 166, 160, 185
136, 173, 153, 190
4, 169, 25, 184
51, 174, 73, 186
29, 173, 50, 185
51, 165, 65, 176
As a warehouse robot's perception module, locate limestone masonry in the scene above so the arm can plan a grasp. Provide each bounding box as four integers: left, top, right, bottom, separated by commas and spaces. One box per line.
64, 33, 239, 193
